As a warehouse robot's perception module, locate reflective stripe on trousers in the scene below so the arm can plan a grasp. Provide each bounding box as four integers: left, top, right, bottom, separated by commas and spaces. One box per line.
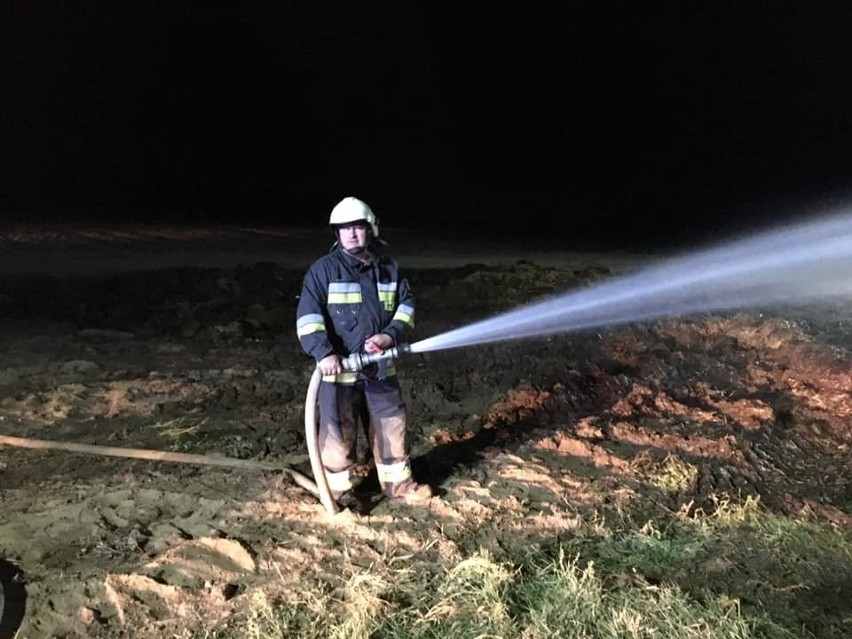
376, 460, 412, 484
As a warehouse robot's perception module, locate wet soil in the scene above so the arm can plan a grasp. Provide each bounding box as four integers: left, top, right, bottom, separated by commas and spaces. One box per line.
0, 226, 850, 637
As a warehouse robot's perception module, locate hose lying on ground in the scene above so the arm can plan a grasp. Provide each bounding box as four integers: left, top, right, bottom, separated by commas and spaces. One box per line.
0, 434, 320, 498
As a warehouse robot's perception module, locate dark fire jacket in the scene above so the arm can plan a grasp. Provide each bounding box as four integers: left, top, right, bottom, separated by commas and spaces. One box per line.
296, 247, 415, 383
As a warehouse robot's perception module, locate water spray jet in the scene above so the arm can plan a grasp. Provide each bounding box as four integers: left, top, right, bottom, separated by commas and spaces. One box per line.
409, 211, 852, 354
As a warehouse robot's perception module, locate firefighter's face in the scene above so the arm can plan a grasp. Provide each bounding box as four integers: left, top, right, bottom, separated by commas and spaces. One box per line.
338, 222, 369, 252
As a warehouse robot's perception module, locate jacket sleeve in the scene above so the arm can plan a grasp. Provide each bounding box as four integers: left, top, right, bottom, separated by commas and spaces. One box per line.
295, 264, 335, 362
382, 270, 415, 345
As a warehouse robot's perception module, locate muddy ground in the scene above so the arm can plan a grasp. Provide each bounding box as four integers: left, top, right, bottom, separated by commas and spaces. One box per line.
0, 226, 850, 637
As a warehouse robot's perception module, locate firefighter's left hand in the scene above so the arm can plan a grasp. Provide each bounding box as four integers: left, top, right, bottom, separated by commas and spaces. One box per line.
365, 333, 393, 353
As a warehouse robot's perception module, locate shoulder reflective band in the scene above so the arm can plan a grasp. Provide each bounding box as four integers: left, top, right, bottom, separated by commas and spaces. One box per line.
328, 282, 362, 304
297, 313, 326, 337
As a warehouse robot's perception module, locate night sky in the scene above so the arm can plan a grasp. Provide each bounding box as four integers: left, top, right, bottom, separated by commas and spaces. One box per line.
5, 4, 852, 248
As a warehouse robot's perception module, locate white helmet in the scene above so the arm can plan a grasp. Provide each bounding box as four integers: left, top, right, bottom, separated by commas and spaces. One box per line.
329, 197, 380, 238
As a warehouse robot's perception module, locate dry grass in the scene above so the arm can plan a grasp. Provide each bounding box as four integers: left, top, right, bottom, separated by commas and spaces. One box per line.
197, 492, 852, 639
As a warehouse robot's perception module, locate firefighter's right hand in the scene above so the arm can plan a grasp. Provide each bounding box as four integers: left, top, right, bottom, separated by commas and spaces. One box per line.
317, 354, 342, 376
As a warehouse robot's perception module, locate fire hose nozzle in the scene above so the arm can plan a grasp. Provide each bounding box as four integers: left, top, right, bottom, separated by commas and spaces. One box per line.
341, 344, 411, 372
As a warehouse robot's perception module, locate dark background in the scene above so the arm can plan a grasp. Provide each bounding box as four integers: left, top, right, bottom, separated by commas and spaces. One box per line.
4, 4, 852, 249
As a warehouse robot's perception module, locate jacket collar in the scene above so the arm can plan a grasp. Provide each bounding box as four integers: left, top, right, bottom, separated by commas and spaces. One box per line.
337, 245, 378, 269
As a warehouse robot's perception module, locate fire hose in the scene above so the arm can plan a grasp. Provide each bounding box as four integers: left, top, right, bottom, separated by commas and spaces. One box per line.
0, 433, 320, 495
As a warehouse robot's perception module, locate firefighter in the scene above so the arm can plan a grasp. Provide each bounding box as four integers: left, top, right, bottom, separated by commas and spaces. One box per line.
296, 197, 433, 509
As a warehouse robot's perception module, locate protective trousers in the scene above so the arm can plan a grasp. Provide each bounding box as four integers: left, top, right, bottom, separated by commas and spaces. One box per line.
317, 375, 413, 497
